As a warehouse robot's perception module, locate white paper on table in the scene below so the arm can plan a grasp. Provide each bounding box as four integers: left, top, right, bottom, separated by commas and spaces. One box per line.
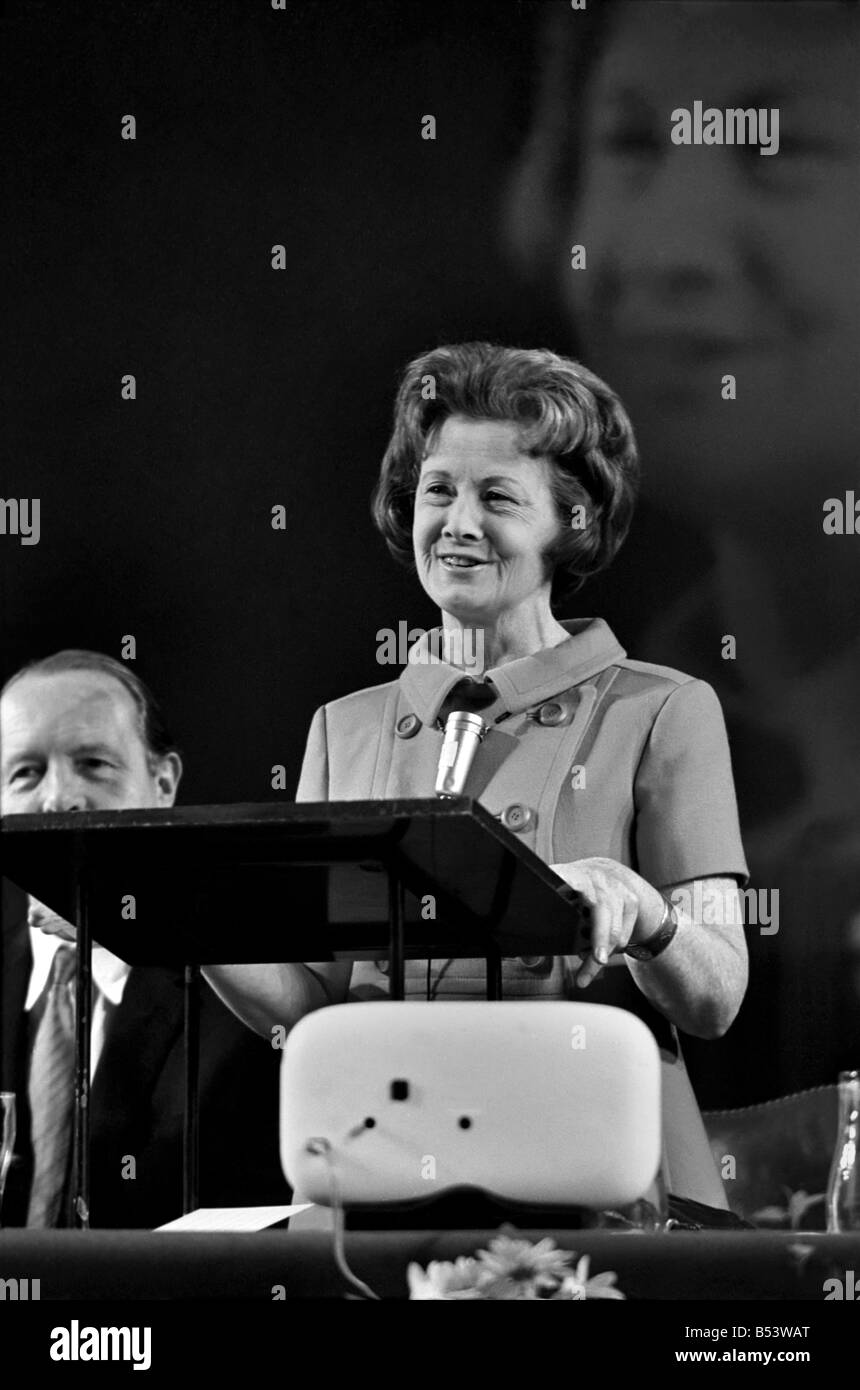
155, 1204, 312, 1232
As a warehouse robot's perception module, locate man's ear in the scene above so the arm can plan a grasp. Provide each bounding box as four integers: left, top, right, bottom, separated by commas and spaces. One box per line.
153, 751, 182, 806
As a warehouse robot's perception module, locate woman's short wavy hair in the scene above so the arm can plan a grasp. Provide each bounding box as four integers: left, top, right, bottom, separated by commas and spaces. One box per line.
371, 341, 639, 601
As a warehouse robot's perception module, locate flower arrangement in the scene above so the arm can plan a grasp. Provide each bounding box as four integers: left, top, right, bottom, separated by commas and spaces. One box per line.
751, 1189, 826, 1230
407, 1229, 625, 1301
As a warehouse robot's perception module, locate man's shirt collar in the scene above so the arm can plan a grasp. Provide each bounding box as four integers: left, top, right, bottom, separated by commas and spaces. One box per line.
26, 927, 131, 1011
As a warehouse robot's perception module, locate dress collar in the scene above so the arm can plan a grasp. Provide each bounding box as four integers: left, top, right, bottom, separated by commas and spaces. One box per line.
399, 618, 626, 727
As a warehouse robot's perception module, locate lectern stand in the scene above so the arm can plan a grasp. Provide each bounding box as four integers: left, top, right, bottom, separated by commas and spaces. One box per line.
1, 798, 590, 1228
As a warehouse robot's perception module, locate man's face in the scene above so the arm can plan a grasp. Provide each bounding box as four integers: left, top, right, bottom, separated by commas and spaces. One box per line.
0, 670, 181, 815
563, 0, 859, 518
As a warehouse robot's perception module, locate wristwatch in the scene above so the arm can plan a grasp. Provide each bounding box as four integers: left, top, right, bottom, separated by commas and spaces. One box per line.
624, 895, 680, 961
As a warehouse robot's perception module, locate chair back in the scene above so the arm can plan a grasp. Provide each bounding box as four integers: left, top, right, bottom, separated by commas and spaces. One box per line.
703, 1085, 838, 1227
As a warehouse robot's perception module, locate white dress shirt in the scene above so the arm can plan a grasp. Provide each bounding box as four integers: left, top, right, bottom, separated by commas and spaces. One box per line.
26, 929, 131, 1077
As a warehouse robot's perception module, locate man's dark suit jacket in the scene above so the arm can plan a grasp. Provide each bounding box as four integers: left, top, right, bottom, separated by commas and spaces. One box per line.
1, 881, 292, 1228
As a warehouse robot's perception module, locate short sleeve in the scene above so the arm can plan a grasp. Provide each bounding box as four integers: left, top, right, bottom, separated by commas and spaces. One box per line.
295, 705, 329, 801
634, 679, 748, 887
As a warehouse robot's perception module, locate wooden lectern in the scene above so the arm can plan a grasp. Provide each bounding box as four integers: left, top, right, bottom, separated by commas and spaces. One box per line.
1, 798, 591, 1227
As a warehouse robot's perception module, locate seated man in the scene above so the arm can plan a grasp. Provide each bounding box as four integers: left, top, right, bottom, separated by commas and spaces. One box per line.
0, 650, 290, 1227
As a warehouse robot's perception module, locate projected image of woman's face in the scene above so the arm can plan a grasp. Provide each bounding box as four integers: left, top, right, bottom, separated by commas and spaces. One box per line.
562, 1, 859, 518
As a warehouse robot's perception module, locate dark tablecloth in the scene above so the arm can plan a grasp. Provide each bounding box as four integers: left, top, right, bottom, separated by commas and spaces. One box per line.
1, 1229, 858, 1300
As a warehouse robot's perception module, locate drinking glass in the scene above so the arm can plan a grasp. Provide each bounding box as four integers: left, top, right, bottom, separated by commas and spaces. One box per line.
827, 1070, 860, 1233
0, 1093, 16, 1227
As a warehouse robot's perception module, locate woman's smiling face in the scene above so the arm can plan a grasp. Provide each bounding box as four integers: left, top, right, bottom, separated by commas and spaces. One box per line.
412, 415, 563, 623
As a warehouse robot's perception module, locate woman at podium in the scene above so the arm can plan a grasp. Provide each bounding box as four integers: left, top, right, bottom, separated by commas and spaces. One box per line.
207, 342, 748, 1208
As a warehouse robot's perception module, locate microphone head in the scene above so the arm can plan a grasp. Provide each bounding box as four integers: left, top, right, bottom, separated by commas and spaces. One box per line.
435, 710, 487, 799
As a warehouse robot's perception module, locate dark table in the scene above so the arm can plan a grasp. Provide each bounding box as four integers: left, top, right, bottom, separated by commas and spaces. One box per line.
1, 1229, 858, 1300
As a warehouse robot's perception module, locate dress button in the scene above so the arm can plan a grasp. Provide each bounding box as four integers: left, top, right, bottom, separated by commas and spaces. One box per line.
537, 700, 568, 727
395, 713, 421, 738
500, 803, 533, 833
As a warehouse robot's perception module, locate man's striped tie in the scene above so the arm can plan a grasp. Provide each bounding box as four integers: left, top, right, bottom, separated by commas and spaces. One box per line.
26, 944, 77, 1228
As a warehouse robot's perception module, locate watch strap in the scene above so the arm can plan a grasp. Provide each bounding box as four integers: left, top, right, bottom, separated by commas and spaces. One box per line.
625, 895, 679, 961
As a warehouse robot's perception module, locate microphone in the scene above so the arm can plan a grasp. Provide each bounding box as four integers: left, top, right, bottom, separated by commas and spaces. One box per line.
435, 711, 487, 798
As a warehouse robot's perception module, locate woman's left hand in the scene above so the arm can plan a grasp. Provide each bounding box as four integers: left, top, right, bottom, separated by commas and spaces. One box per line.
549, 857, 667, 989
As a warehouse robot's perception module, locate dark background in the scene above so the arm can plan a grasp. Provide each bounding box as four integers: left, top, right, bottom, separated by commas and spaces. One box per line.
8, 0, 858, 1120
2, 0, 691, 804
